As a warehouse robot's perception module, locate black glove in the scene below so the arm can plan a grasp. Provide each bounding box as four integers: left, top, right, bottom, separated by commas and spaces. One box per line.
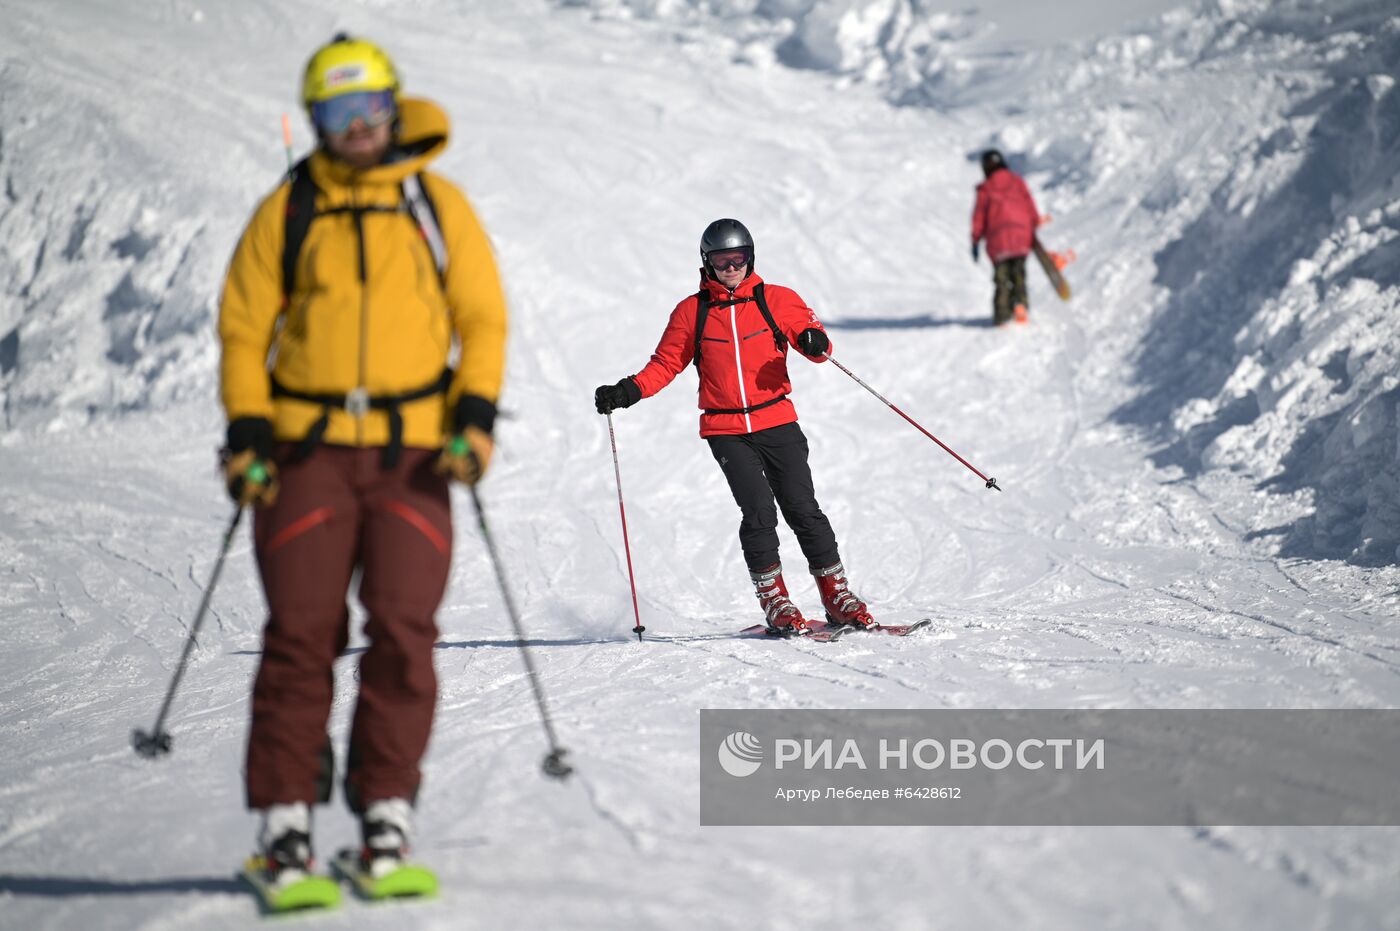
227, 416, 274, 459
437, 394, 498, 486
594, 377, 642, 415
796, 327, 829, 358
449, 394, 498, 434
972, 241, 980, 262
222, 416, 278, 507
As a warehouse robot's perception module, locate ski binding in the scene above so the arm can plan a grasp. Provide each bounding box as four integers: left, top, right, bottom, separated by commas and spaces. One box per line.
331, 848, 439, 901
239, 855, 341, 914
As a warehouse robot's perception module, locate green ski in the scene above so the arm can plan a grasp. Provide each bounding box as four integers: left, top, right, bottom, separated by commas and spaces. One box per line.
239, 856, 342, 914
332, 849, 439, 901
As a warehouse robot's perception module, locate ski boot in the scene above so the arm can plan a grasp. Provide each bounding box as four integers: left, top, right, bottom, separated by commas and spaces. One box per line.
357, 798, 413, 879
254, 802, 315, 884
335, 798, 438, 899
751, 563, 811, 636
241, 801, 340, 911
813, 562, 875, 629
1013, 303, 1029, 324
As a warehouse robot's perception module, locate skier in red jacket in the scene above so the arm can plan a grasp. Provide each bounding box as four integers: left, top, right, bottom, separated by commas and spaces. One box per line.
971, 149, 1040, 326
594, 219, 874, 634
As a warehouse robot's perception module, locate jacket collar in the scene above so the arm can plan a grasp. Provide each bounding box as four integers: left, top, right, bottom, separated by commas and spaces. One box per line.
700, 271, 764, 302
309, 96, 449, 192
979, 166, 1014, 189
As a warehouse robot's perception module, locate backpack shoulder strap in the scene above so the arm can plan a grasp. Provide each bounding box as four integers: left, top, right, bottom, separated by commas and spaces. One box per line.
400, 172, 448, 284
281, 156, 317, 307
751, 283, 787, 350
691, 290, 711, 370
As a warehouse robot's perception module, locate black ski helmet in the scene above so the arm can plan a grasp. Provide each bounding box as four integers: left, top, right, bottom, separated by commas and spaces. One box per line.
980, 149, 1006, 178
700, 218, 755, 278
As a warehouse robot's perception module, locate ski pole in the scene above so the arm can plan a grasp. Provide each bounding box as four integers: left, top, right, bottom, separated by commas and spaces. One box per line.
132, 505, 245, 759
606, 413, 646, 642
465, 483, 574, 780
824, 353, 1002, 491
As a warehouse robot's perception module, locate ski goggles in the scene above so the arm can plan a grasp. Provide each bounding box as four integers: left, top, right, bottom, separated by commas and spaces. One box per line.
310, 90, 397, 134
706, 247, 752, 272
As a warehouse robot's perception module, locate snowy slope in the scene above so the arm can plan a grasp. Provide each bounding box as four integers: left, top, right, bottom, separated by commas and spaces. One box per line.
2, 0, 1400, 929
558, 0, 1400, 566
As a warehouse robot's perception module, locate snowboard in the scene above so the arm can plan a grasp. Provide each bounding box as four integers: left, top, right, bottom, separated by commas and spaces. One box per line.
1032, 238, 1072, 301
239, 856, 342, 914
740, 619, 932, 640
331, 849, 439, 901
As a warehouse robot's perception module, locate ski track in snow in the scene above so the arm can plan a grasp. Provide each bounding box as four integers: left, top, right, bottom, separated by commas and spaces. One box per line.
2, 0, 1400, 928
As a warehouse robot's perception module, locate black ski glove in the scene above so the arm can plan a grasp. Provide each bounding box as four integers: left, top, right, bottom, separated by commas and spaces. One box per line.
595, 377, 642, 415
222, 416, 279, 508
449, 394, 498, 435
972, 242, 980, 262
796, 328, 829, 358
436, 394, 498, 486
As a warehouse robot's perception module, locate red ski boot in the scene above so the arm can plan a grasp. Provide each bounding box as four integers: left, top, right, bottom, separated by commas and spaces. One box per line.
813, 562, 875, 628
750, 564, 811, 635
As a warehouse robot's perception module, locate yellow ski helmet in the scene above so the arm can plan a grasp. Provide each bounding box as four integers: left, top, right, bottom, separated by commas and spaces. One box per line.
301, 33, 400, 107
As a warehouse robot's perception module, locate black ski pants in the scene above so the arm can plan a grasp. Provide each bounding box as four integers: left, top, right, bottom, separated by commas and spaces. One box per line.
707, 422, 840, 573
993, 256, 1028, 324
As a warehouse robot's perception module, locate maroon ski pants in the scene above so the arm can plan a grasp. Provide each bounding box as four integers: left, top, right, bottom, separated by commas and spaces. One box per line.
245, 445, 452, 812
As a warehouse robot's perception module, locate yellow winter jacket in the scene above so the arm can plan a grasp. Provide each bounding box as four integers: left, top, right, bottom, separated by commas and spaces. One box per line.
218, 97, 507, 449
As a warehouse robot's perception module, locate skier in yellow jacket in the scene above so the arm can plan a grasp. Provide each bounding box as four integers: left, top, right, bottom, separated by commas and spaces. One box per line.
218, 34, 507, 889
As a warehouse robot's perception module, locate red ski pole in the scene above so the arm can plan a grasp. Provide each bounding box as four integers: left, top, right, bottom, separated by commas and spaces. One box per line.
824, 353, 1001, 491
606, 414, 647, 640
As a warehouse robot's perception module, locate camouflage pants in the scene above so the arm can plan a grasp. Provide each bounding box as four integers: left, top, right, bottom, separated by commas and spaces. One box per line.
992, 256, 1028, 325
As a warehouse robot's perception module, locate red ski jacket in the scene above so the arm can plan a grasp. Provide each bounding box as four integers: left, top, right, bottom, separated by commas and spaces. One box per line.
971, 168, 1040, 262
631, 273, 830, 437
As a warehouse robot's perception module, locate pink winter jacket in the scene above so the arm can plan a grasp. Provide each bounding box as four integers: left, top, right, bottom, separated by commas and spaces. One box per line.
971, 168, 1040, 262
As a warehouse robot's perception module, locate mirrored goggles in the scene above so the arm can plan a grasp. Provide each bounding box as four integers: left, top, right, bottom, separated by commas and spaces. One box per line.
706, 248, 752, 272
311, 90, 397, 134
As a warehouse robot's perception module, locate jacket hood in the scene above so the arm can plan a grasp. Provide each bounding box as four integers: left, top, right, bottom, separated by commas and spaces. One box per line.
311, 96, 449, 189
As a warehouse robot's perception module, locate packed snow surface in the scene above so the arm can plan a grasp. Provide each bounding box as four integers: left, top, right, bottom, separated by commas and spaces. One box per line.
2, 0, 1398, 928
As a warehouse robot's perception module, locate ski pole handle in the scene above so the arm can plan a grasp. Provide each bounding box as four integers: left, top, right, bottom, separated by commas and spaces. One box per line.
823, 353, 1001, 491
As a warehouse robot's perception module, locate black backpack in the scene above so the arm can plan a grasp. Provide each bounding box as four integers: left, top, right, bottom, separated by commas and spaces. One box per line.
280, 155, 446, 302
272, 156, 452, 468
691, 282, 786, 371
690, 283, 790, 416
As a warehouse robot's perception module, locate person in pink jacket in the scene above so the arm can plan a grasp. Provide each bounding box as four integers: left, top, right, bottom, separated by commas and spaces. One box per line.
971, 149, 1040, 325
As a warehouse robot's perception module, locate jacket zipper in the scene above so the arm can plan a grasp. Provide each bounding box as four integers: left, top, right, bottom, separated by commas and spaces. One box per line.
353, 182, 368, 447
726, 291, 753, 433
